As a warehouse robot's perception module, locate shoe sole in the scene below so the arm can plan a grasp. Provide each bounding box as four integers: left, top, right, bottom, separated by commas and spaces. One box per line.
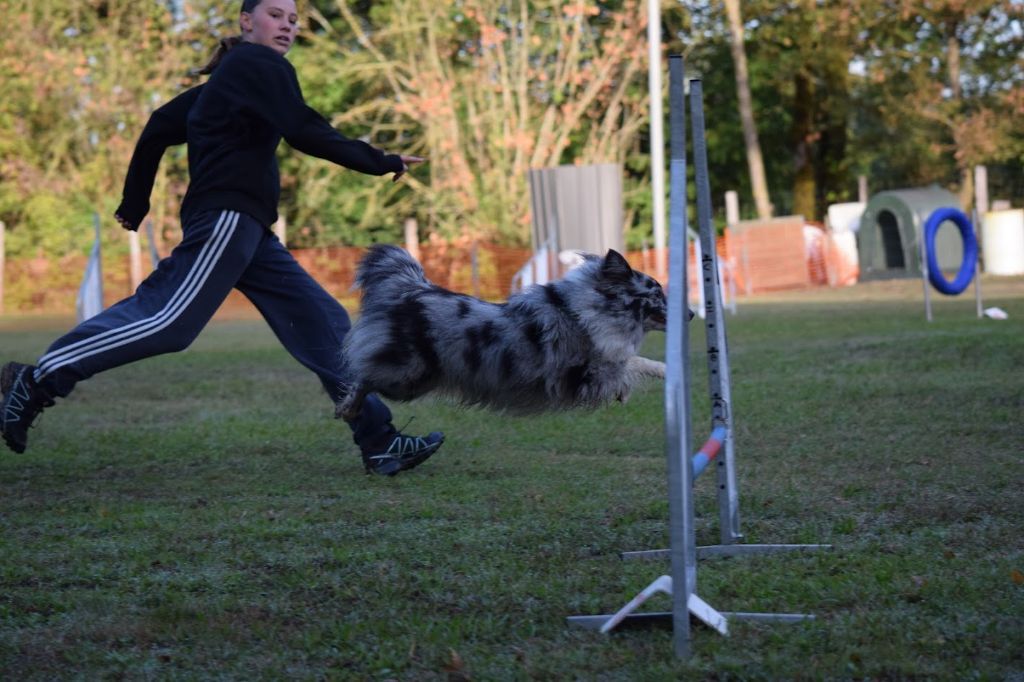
2, 433, 26, 454
364, 457, 403, 477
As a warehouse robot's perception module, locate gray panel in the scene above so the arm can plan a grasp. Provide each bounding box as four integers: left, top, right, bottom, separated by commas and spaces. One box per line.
596, 163, 624, 254
526, 163, 624, 257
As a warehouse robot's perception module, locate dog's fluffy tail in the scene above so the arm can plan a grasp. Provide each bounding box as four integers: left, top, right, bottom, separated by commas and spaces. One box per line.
355, 244, 429, 305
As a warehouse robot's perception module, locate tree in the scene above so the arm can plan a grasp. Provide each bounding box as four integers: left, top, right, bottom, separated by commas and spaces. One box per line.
0, 1, 221, 257
897, 1, 1022, 208
302, 0, 656, 245
722, 0, 772, 219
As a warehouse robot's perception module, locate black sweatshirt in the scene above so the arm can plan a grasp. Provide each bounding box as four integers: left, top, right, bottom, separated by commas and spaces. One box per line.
115, 42, 404, 230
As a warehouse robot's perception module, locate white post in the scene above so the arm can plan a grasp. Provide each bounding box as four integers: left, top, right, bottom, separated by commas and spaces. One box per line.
725, 191, 740, 227
972, 166, 988, 316
0, 220, 5, 315
974, 165, 989, 271
648, 0, 666, 282
404, 217, 420, 262
129, 230, 143, 291
858, 175, 868, 203
973, 165, 989, 215
724, 191, 740, 313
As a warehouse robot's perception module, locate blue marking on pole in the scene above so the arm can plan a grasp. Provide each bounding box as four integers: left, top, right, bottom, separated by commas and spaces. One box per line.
692, 426, 729, 479
924, 207, 977, 296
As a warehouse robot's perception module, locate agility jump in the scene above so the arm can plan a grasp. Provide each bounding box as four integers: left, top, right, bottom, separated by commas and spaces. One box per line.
568, 56, 830, 659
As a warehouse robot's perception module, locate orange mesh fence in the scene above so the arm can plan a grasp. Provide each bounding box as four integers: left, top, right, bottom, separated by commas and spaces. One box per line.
0, 230, 857, 315
2, 253, 134, 313
727, 217, 814, 293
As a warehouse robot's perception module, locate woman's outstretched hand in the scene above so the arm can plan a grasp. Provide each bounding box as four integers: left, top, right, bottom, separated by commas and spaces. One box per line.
393, 155, 426, 182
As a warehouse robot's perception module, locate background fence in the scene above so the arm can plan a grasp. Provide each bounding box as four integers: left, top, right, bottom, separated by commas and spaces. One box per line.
0, 228, 846, 316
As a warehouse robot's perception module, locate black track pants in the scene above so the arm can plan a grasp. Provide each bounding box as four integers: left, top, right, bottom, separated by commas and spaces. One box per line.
34, 209, 393, 447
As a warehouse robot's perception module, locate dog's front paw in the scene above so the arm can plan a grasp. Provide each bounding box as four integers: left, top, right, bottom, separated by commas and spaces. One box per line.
616, 388, 633, 404
626, 356, 666, 380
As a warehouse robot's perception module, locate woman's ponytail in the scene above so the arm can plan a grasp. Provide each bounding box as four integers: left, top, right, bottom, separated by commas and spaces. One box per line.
198, 34, 243, 75
195, 1, 265, 75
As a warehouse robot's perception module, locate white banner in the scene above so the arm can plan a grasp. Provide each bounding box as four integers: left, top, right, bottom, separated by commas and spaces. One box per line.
76, 215, 104, 322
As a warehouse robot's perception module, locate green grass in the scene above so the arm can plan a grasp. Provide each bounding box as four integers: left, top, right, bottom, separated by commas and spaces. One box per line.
1, 278, 1023, 680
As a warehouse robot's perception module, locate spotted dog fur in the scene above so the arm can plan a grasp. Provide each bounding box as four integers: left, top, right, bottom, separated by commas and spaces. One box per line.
336, 244, 676, 420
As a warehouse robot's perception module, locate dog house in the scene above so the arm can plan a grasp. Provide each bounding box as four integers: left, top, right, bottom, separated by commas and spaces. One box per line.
857, 187, 964, 279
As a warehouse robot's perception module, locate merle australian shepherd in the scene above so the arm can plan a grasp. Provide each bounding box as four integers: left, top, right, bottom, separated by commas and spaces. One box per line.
335, 245, 676, 420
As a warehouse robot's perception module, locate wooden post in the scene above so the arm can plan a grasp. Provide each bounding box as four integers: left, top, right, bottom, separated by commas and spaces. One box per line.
129, 229, 143, 291
404, 217, 420, 261
273, 215, 287, 245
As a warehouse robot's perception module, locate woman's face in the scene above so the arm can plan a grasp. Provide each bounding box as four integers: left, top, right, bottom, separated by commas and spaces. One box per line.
240, 0, 298, 56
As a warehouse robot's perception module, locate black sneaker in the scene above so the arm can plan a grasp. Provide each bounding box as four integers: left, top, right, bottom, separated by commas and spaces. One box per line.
361, 431, 445, 477
1, 362, 55, 454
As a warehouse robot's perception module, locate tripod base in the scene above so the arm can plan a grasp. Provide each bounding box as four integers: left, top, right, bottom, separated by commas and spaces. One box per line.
567, 574, 814, 636
621, 543, 832, 561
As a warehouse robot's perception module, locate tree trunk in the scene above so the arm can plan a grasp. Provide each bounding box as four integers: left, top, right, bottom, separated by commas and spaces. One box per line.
947, 26, 973, 210
817, 61, 850, 210
723, 0, 772, 220
816, 8, 853, 209
792, 69, 816, 220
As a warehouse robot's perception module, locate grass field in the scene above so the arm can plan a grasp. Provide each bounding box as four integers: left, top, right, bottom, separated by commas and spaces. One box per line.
1, 277, 1022, 680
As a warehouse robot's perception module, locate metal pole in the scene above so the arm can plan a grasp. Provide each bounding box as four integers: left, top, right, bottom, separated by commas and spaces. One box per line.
918, 216, 933, 322
972, 209, 984, 318
648, 0, 666, 282
689, 78, 742, 544
665, 54, 695, 660
691, 229, 704, 319
973, 166, 988, 317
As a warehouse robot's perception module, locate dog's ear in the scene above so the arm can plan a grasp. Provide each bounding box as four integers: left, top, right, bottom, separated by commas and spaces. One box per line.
600, 249, 633, 282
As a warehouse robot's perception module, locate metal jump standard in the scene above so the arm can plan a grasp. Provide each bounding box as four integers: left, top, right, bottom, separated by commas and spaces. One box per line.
567, 56, 830, 659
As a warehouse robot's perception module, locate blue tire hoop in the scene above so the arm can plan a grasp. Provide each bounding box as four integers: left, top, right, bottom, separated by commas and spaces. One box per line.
924, 207, 978, 296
